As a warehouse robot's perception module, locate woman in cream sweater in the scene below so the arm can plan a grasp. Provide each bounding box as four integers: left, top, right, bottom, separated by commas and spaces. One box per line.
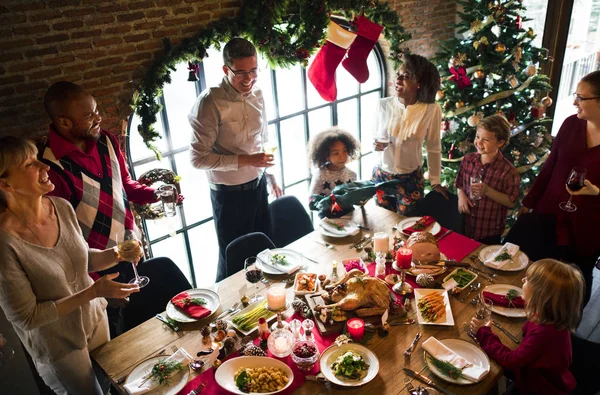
373, 53, 448, 215
0, 137, 141, 394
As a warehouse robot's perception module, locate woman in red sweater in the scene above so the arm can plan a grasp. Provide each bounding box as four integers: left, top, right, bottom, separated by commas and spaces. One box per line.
505, 71, 600, 306
470, 259, 584, 395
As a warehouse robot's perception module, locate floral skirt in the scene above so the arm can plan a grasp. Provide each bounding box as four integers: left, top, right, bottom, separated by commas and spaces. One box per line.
372, 165, 425, 216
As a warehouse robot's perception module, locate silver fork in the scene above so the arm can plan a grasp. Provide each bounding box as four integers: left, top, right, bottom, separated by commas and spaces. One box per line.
312, 239, 335, 250
404, 332, 422, 356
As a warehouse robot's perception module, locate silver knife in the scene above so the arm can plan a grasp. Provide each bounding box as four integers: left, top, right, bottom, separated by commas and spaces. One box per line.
436, 229, 453, 241
492, 321, 521, 344
403, 368, 455, 395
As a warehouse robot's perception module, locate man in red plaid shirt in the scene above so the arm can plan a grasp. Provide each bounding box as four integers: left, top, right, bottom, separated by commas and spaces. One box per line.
455, 115, 520, 244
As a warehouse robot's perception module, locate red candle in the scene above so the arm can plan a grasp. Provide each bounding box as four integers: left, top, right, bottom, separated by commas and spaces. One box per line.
396, 248, 413, 270
346, 318, 365, 340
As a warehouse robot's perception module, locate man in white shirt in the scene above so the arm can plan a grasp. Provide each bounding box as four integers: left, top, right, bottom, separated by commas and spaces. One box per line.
189, 38, 282, 281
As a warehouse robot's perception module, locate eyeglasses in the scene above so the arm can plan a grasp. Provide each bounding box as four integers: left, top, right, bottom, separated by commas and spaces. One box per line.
226, 65, 258, 78
573, 93, 600, 103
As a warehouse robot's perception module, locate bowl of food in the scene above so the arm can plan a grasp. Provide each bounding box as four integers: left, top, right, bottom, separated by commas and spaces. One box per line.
291, 341, 320, 371
442, 268, 477, 292
294, 273, 318, 295
320, 343, 379, 386
215, 356, 294, 394
341, 258, 368, 274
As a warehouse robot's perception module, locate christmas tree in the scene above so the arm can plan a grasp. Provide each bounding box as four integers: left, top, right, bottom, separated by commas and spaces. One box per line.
433, 0, 553, 223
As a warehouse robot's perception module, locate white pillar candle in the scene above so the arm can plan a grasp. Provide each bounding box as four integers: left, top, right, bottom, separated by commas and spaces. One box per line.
266, 286, 287, 310
373, 232, 389, 254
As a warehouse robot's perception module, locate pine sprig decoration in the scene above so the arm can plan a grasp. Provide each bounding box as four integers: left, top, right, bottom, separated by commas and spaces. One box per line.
150, 359, 183, 386
428, 355, 464, 380
133, 1, 410, 157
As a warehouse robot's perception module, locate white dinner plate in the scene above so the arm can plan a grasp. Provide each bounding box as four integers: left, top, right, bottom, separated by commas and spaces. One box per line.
319, 218, 360, 238
481, 284, 527, 318
397, 217, 442, 236
424, 338, 490, 385
320, 343, 379, 387
165, 288, 220, 323
215, 356, 294, 394
479, 245, 529, 272
124, 355, 190, 395
255, 249, 304, 275
414, 289, 454, 326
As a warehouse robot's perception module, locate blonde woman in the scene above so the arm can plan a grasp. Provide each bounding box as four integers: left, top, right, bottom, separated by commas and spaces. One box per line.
0, 137, 140, 394
470, 259, 583, 394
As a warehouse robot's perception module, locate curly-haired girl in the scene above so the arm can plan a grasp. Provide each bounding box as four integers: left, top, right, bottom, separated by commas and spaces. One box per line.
308, 127, 360, 197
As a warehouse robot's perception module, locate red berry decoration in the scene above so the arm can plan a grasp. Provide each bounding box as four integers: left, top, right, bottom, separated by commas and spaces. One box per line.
293, 342, 317, 358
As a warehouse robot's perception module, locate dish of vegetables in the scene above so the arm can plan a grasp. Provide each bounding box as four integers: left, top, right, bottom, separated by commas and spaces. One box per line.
442, 268, 477, 291
320, 343, 379, 387
331, 351, 369, 380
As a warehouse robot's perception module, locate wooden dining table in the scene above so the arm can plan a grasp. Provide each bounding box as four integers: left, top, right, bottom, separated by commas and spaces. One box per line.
92, 202, 527, 395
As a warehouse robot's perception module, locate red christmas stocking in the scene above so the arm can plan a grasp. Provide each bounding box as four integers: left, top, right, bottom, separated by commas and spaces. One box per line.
308, 20, 356, 102
342, 15, 384, 83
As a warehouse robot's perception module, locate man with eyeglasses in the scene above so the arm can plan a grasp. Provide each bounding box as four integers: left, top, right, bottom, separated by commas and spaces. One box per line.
189, 37, 282, 282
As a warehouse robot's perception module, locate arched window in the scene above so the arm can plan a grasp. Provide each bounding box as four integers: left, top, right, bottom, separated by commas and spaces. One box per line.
127, 44, 387, 287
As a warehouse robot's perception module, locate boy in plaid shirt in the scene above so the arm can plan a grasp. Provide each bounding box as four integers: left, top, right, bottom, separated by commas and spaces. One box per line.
455, 115, 520, 244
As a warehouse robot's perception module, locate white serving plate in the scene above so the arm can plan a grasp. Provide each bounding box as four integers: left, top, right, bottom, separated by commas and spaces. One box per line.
481, 284, 527, 318
319, 343, 379, 387
215, 356, 294, 394
414, 288, 454, 326
424, 338, 490, 385
256, 249, 304, 275
397, 217, 442, 236
479, 245, 529, 272
165, 288, 220, 323
319, 218, 360, 238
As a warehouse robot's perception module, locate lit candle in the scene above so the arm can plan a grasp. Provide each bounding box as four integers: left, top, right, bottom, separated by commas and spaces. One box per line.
347, 318, 365, 340
266, 286, 287, 310
373, 232, 389, 254
396, 248, 413, 270
274, 336, 289, 354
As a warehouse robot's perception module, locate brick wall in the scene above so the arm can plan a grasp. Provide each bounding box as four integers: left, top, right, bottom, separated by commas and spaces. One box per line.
0, 0, 456, 141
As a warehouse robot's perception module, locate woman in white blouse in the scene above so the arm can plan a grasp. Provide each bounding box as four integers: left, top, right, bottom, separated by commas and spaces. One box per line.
373, 53, 448, 215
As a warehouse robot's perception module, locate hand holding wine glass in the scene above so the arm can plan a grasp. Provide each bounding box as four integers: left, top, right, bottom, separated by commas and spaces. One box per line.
559, 167, 587, 212
566, 179, 600, 196
117, 230, 149, 288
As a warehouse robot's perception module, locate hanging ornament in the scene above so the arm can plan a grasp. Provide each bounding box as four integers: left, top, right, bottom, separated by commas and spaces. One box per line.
527, 153, 536, 164
450, 52, 468, 67
492, 4, 507, 23
473, 70, 485, 79
448, 143, 456, 159
486, 74, 495, 89
187, 62, 199, 82
456, 100, 465, 109
508, 75, 519, 88
441, 119, 450, 131
473, 36, 489, 50
514, 46, 523, 63
450, 66, 472, 89
495, 43, 507, 53
526, 64, 537, 76
530, 103, 545, 119
436, 90, 445, 101
470, 19, 483, 33
467, 114, 481, 127
458, 140, 472, 153
527, 27, 535, 37
491, 25, 501, 37
541, 96, 553, 107
516, 15, 523, 30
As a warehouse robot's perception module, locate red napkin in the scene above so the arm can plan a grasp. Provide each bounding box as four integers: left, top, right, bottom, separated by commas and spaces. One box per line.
482, 291, 525, 309
170, 292, 212, 319
404, 216, 436, 235
437, 227, 481, 262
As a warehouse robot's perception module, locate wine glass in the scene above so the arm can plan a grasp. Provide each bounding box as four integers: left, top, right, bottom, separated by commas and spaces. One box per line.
560, 167, 587, 212
157, 184, 177, 217
244, 257, 263, 302
0, 333, 14, 369
470, 175, 483, 201
117, 230, 149, 288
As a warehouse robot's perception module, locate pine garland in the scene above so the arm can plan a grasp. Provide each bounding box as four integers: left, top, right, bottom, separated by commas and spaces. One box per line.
132, 0, 410, 157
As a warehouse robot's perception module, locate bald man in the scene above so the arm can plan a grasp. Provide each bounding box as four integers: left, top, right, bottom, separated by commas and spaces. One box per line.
41, 81, 190, 336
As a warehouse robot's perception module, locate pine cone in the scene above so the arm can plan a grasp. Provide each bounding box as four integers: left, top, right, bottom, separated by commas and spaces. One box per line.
416, 273, 435, 287
223, 337, 235, 350
215, 320, 227, 331
200, 326, 211, 337
242, 344, 267, 357
292, 298, 312, 318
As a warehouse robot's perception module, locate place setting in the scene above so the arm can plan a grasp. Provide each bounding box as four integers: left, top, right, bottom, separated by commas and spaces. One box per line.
479, 242, 529, 272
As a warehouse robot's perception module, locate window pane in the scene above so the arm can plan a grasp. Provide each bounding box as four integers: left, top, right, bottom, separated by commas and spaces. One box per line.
259, 67, 276, 120
149, 233, 192, 282
128, 113, 167, 162
308, 107, 332, 140
174, 151, 213, 223
361, 51, 383, 92
336, 99, 359, 142
275, 66, 304, 117
361, 92, 381, 154
336, 65, 360, 99
360, 152, 378, 180
280, 116, 308, 186
284, 181, 310, 211
551, 0, 599, 135
521, 0, 548, 48
189, 221, 219, 287
162, 62, 199, 150
203, 46, 226, 88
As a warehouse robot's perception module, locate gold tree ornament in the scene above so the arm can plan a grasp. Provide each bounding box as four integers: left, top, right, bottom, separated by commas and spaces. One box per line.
495, 43, 506, 53
541, 96, 553, 107
473, 70, 485, 79
509, 75, 519, 88
470, 19, 483, 33
436, 90, 445, 101
526, 64, 537, 76
452, 52, 468, 66
456, 100, 465, 109
467, 114, 481, 127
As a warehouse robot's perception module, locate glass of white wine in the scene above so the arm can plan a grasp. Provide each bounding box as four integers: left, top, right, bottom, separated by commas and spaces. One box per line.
263, 141, 278, 155
117, 230, 149, 288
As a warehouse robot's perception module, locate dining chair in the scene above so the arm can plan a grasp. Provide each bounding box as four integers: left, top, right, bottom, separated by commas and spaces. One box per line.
224, 232, 276, 280
570, 333, 600, 394
416, 190, 465, 234
268, 195, 314, 248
